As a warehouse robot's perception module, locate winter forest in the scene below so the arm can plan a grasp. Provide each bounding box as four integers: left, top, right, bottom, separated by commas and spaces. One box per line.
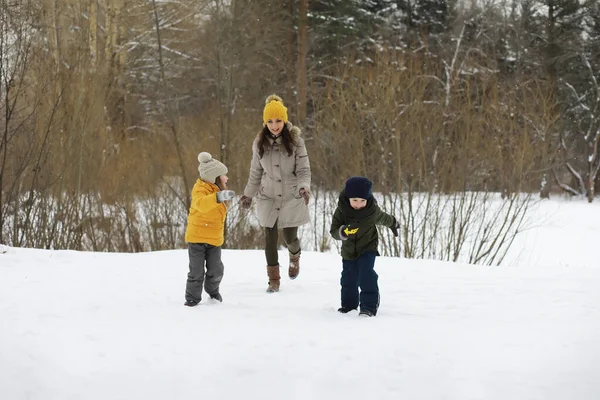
1, 0, 600, 259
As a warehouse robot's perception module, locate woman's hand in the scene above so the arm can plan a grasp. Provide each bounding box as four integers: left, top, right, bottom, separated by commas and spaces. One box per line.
299, 188, 310, 205
239, 195, 252, 209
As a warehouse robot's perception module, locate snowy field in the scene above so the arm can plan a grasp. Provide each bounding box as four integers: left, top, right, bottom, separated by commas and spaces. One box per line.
1, 197, 599, 400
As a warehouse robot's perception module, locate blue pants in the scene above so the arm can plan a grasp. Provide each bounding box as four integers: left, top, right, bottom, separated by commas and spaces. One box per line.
340, 251, 379, 314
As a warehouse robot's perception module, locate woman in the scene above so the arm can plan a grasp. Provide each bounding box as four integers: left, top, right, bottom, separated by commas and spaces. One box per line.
239, 94, 311, 293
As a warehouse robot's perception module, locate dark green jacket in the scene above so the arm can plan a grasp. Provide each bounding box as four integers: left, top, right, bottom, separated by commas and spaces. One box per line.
330, 190, 395, 260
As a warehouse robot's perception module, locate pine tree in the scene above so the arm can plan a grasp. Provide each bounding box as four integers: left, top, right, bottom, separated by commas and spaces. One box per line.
309, 0, 389, 61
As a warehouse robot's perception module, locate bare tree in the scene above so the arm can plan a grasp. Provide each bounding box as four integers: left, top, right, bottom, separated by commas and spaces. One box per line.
297, 0, 308, 125
308, 50, 554, 265
0, 0, 39, 244
558, 51, 600, 202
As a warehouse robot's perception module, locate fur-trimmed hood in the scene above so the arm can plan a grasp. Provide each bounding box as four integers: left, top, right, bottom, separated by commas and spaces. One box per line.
286, 122, 302, 139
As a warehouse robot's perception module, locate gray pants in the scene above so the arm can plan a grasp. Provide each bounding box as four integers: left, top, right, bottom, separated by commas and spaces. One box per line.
185, 243, 224, 303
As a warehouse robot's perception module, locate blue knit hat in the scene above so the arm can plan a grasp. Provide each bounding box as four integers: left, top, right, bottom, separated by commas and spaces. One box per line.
344, 176, 373, 199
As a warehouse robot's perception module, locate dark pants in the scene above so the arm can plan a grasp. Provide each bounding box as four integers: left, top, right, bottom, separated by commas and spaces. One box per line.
340, 251, 379, 314
185, 243, 224, 303
265, 220, 300, 266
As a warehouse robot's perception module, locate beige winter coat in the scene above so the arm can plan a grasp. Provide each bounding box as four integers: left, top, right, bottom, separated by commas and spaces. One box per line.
243, 123, 311, 228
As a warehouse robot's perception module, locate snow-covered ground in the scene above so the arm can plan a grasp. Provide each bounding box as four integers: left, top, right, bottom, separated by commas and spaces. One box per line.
1, 197, 599, 400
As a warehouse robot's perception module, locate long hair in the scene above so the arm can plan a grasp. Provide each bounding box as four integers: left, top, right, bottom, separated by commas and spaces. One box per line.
257, 124, 297, 158
215, 176, 227, 190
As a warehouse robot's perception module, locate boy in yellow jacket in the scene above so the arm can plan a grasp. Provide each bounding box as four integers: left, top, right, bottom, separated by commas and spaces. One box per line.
184, 152, 235, 306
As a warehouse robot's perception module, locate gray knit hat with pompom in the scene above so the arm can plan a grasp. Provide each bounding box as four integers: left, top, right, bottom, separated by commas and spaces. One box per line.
198, 152, 228, 183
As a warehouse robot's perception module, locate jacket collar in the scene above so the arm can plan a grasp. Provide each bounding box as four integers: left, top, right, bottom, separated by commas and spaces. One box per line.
199, 179, 220, 192
267, 132, 283, 145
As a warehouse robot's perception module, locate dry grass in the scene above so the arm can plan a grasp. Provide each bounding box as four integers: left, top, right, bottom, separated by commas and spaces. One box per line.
0, 2, 560, 258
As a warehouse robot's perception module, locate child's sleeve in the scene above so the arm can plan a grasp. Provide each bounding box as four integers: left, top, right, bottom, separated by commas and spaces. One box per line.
190, 185, 220, 213
243, 140, 264, 198
375, 205, 396, 228
329, 207, 345, 240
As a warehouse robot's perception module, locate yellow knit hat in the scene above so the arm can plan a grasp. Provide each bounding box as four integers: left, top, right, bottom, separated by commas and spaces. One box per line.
263, 94, 288, 125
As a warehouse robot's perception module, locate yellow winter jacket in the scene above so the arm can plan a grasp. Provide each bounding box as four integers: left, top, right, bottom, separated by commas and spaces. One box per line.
185, 179, 228, 246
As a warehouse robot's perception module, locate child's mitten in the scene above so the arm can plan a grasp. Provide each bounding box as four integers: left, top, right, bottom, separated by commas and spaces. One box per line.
217, 190, 235, 203
390, 217, 400, 237
339, 225, 359, 240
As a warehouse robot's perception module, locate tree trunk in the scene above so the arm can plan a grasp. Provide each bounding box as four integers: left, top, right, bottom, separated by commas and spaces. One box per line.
215, 0, 226, 166
151, 0, 191, 210
588, 136, 600, 203
296, 0, 308, 125
51, 0, 61, 71
89, 0, 98, 66
286, 0, 296, 102
106, 0, 125, 70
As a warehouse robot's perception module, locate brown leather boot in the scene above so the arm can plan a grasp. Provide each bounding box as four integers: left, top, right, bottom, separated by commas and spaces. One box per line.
288, 251, 300, 280
266, 265, 281, 293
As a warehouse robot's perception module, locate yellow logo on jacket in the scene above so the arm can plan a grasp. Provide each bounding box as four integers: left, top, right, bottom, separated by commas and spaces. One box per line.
344, 227, 359, 236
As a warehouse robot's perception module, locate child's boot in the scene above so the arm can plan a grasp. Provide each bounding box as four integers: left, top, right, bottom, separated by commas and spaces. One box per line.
288, 251, 300, 279
209, 293, 223, 302
266, 265, 281, 293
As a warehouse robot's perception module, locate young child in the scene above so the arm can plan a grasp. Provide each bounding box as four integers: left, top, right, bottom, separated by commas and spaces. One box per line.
184, 152, 235, 307
330, 176, 400, 317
